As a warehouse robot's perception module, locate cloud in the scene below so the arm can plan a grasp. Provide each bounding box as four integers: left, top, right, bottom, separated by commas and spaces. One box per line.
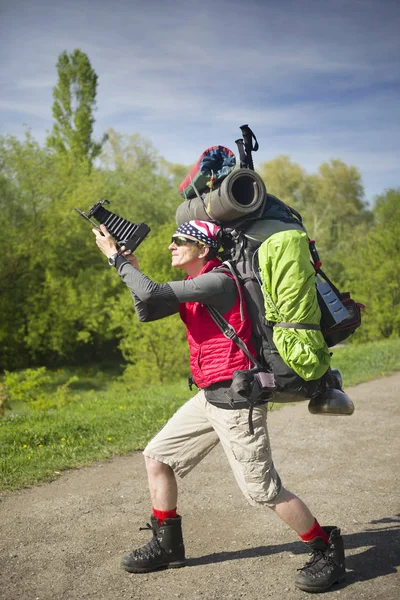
0, 0, 399, 203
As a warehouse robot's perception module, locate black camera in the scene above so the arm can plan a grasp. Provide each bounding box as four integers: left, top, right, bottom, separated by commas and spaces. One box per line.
75, 199, 150, 252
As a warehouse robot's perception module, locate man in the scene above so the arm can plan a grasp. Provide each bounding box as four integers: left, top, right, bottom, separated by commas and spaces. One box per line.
93, 219, 345, 593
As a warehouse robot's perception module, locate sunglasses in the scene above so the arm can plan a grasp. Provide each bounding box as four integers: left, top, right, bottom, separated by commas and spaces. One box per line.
171, 236, 205, 247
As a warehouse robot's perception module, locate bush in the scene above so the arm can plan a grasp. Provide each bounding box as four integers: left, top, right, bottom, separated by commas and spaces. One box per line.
3, 367, 79, 412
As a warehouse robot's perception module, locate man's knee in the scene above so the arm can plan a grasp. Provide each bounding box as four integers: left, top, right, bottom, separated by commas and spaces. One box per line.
144, 455, 173, 477
244, 472, 286, 507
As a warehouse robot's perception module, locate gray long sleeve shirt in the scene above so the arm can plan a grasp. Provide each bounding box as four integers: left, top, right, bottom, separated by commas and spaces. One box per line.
115, 255, 246, 407
116, 255, 237, 321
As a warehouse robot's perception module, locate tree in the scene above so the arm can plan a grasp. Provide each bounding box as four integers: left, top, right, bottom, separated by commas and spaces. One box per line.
0, 133, 54, 369
308, 160, 367, 247
341, 188, 400, 341
258, 155, 312, 214
258, 156, 371, 282
100, 130, 182, 227
0, 133, 121, 370
47, 49, 102, 165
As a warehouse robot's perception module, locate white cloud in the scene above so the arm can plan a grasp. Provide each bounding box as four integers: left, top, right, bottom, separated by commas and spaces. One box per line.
0, 0, 399, 203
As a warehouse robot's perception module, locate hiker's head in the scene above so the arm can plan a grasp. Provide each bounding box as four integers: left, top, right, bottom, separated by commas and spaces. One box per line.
169, 220, 220, 272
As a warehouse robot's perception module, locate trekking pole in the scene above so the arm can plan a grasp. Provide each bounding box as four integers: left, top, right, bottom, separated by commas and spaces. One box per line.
235, 124, 259, 171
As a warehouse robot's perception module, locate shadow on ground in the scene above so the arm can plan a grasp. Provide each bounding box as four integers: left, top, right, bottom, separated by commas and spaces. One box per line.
187, 514, 400, 589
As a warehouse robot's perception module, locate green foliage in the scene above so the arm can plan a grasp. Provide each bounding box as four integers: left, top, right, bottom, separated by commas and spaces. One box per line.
0, 132, 121, 368
0, 132, 55, 368
116, 316, 189, 387
3, 367, 78, 411
258, 155, 372, 282
340, 188, 400, 341
0, 383, 10, 417
47, 49, 102, 164
258, 155, 312, 213
3, 367, 51, 403
0, 126, 183, 371
100, 129, 181, 227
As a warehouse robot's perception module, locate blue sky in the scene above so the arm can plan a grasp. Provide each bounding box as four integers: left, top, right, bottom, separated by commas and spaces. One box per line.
1, 0, 399, 204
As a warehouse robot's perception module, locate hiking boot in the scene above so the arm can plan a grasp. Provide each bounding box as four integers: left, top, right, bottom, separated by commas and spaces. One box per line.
295, 526, 346, 593
121, 515, 186, 573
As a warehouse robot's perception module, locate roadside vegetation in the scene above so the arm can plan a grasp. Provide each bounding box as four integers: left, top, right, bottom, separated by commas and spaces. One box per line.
1, 337, 400, 492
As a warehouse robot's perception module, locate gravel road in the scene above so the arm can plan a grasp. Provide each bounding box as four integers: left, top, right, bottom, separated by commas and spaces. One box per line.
1, 374, 399, 600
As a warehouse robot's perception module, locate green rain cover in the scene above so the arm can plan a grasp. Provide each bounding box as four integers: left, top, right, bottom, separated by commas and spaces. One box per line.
258, 229, 331, 381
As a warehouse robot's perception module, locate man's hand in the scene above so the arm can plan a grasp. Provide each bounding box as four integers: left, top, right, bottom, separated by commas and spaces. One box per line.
92, 224, 119, 258
92, 225, 140, 269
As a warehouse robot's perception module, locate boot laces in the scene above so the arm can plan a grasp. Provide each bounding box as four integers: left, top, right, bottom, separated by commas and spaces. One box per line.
139, 522, 154, 532
298, 547, 338, 575
127, 522, 164, 561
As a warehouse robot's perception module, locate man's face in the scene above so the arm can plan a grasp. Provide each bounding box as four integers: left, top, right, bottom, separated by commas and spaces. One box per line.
169, 236, 207, 269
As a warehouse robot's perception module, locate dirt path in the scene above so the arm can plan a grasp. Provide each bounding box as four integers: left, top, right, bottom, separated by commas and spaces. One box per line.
1, 375, 399, 600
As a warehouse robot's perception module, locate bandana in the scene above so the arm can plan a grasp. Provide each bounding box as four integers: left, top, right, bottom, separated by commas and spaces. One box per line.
173, 220, 221, 249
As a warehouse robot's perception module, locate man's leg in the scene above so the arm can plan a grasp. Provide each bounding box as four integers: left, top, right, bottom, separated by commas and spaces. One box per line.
121, 391, 219, 573
207, 402, 345, 593
145, 456, 177, 512
270, 488, 315, 534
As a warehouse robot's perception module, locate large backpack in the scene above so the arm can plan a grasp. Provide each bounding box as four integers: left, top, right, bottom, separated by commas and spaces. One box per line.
216, 193, 364, 398
175, 126, 364, 398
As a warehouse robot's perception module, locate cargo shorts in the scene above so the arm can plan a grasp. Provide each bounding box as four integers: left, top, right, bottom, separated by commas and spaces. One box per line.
143, 389, 284, 506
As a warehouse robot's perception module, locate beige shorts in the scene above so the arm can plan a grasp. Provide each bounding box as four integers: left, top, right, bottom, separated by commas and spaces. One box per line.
143, 390, 284, 506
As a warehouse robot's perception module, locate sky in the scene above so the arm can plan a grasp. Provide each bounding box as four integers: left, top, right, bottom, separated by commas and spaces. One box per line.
1, 0, 399, 205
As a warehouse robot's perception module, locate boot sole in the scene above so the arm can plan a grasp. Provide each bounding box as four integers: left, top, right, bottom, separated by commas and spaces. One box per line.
294, 574, 346, 593
122, 559, 187, 574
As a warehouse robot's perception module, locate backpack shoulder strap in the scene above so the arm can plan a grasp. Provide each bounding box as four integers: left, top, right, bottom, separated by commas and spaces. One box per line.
205, 304, 261, 369
212, 262, 245, 320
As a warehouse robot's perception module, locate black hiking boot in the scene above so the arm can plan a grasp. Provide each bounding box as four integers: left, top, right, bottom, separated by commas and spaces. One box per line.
121, 515, 186, 573
295, 526, 346, 593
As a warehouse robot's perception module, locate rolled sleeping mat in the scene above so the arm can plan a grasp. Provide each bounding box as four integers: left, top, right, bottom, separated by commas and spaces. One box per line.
175, 169, 267, 226
175, 196, 211, 225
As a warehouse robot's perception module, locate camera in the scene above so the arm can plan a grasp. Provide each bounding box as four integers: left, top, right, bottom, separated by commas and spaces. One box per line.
75, 199, 150, 252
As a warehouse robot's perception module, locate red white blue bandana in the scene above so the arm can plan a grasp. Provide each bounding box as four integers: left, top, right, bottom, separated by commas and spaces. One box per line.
173, 220, 221, 249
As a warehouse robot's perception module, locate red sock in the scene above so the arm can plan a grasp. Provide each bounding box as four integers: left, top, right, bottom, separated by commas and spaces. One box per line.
152, 508, 177, 524
299, 519, 329, 544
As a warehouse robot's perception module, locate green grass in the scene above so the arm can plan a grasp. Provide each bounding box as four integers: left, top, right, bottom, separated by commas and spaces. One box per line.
0, 380, 189, 491
330, 337, 400, 386
1, 337, 400, 492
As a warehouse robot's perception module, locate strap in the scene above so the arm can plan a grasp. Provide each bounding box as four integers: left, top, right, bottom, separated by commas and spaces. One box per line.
213, 261, 245, 321
205, 304, 262, 369
274, 322, 321, 331
221, 261, 245, 320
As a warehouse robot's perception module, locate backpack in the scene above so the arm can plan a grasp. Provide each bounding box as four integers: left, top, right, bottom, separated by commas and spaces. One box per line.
176, 125, 364, 398
214, 193, 364, 398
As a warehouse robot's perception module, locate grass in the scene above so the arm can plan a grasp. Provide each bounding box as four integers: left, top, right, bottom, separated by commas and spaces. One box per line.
0, 380, 189, 491
1, 337, 400, 492
330, 337, 400, 386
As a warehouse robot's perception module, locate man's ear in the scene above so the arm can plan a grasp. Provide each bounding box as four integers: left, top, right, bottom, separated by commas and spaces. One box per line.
198, 245, 210, 259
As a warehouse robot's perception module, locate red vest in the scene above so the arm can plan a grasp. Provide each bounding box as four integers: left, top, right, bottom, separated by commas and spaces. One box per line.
179, 258, 256, 388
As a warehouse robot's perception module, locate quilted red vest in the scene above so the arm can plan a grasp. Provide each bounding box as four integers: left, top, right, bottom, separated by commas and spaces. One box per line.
179, 258, 256, 388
